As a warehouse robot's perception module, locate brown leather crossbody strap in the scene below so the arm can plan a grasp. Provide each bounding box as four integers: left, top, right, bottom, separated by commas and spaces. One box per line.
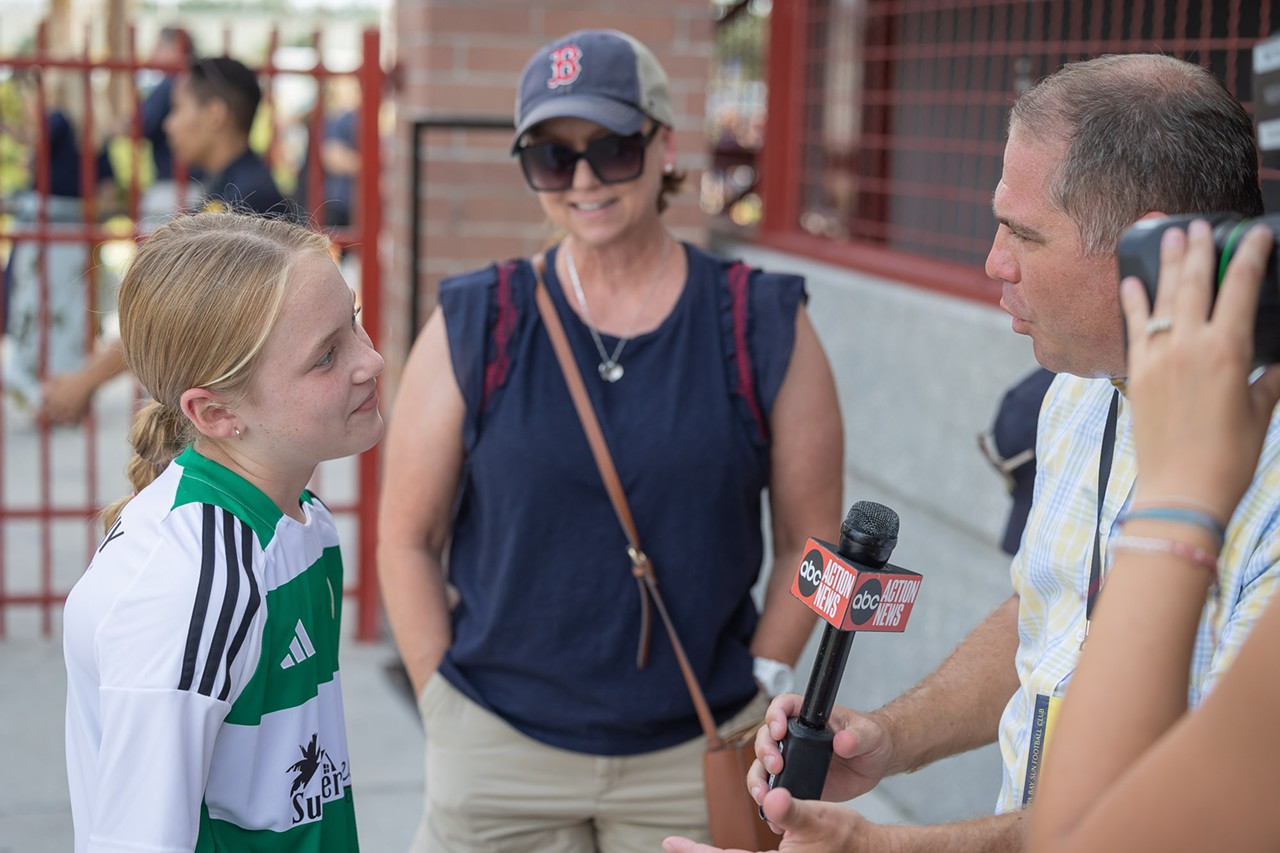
532, 258, 724, 748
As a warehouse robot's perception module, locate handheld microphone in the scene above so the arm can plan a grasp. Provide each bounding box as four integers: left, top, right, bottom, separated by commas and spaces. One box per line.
764, 500, 922, 807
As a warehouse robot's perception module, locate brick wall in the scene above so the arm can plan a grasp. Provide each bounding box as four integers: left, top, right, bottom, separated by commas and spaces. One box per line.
382, 1, 714, 377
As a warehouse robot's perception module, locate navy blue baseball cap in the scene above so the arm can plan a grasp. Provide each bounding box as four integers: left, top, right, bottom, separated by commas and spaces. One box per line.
511, 29, 675, 153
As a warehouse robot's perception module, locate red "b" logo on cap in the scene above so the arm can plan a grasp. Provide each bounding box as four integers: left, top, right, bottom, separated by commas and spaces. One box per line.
547, 45, 582, 89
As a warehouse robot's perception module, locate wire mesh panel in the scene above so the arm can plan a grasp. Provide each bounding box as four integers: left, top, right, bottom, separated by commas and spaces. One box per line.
784, 0, 1276, 270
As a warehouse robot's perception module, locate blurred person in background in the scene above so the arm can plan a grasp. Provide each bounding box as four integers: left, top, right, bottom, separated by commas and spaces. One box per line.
127, 25, 205, 226
166, 55, 288, 218
3, 67, 118, 412
38, 55, 289, 425
292, 75, 361, 231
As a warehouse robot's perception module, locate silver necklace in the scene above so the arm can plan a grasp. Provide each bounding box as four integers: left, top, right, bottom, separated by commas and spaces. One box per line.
564, 237, 671, 382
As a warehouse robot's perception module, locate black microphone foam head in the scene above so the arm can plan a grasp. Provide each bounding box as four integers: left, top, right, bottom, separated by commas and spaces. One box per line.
839, 500, 900, 567
844, 501, 899, 539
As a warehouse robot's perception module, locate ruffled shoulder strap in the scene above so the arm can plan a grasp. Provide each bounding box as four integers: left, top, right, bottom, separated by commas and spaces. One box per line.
438, 258, 534, 450
483, 260, 521, 412
725, 260, 768, 442
705, 248, 807, 448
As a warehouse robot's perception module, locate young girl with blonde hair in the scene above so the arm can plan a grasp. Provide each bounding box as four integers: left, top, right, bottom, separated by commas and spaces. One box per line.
63, 211, 383, 851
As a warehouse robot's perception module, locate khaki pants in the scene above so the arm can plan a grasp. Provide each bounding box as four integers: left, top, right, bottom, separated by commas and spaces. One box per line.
412, 674, 768, 853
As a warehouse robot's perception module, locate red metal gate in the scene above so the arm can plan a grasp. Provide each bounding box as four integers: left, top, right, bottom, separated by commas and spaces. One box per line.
0, 24, 384, 640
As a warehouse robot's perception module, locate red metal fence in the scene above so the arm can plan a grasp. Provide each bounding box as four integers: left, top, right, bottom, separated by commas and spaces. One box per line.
758, 0, 1279, 303
0, 25, 384, 640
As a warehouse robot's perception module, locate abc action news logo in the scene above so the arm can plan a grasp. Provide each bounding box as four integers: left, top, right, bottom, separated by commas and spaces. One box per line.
791, 538, 923, 632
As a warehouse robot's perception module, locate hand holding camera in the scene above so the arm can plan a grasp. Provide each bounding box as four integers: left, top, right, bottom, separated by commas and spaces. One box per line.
1118, 213, 1280, 364
1120, 218, 1280, 523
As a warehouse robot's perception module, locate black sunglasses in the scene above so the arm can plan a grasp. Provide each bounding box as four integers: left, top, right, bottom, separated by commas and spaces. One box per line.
517, 124, 661, 192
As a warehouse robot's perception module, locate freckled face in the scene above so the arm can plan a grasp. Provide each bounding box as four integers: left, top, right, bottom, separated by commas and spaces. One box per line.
235, 252, 384, 472
986, 129, 1126, 377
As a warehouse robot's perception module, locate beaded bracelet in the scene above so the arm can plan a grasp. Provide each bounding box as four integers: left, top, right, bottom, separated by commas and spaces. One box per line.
1119, 506, 1226, 550
1109, 534, 1219, 583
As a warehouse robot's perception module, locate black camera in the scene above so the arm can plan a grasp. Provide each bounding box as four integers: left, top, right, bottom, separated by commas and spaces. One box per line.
1116, 213, 1280, 364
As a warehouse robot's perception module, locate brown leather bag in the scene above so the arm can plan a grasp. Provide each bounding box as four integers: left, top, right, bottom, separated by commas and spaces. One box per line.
533, 264, 783, 850
704, 720, 786, 849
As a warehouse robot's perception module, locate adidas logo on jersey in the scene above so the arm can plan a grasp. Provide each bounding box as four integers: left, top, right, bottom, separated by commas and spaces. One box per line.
280, 619, 317, 669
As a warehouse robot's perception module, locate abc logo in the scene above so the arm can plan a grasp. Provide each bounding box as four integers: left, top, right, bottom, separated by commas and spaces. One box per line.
797, 549, 823, 598
849, 579, 883, 626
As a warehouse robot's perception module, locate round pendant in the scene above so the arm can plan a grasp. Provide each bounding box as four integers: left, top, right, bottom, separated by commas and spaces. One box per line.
599, 361, 624, 382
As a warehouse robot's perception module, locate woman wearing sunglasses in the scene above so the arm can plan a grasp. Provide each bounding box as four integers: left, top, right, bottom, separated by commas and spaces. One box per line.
379, 28, 844, 852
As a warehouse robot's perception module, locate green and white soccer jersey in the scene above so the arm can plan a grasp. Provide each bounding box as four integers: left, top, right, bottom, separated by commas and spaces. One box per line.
64, 446, 359, 851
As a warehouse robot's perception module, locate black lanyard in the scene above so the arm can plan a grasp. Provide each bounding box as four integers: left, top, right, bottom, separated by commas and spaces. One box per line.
1086, 388, 1121, 624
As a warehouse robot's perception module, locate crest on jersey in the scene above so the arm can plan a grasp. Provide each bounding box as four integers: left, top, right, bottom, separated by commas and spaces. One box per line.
547, 44, 582, 89
286, 733, 349, 825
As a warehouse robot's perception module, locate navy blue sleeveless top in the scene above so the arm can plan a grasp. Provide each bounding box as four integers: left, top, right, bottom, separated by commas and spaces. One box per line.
437, 242, 805, 755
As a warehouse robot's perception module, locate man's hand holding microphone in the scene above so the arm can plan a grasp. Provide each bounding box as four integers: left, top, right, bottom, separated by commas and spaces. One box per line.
665, 501, 923, 853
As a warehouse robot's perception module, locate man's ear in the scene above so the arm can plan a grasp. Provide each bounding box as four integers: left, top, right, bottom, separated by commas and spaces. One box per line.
180, 387, 240, 440
1137, 210, 1168, 224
